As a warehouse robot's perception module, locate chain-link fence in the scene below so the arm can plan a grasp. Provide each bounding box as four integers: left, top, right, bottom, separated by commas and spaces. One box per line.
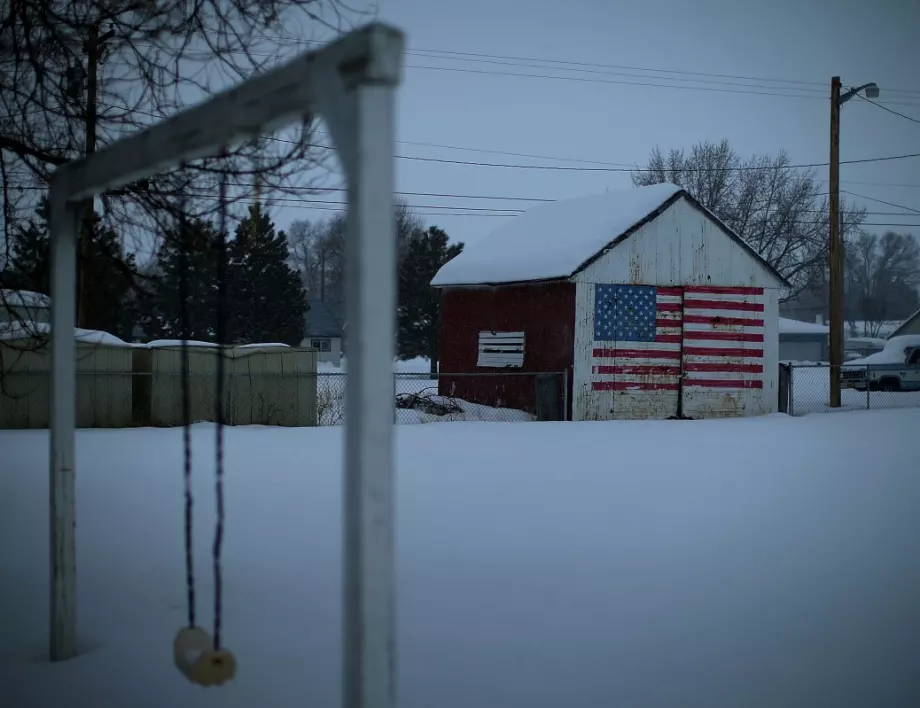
785, 363, 920, 416
0, 368, 568, 428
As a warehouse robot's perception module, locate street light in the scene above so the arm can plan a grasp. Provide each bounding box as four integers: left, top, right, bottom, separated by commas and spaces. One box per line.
828, 77, 879, 408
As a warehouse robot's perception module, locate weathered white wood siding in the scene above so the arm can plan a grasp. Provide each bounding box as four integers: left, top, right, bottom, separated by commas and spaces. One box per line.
572, 197, 782, 421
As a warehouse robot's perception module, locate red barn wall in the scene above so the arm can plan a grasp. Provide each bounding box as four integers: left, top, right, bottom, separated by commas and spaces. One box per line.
438, 282, 576, 417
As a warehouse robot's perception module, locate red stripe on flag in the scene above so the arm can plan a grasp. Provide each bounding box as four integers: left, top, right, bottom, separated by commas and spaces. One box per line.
684, 285, 764, 295
593, 348, 682, 360
683, 314, 763, 327
594, 365, 681, 375
684, 379, 764, 389
592, 381, 680, 391
683, 331, 764, 342
656, 317, 683, 327
655, 334, 682, 343
684, 362, 764, 373
656, 286, 684, 296
683, 347, 763, 358
683, 299, 764, 312
657, 302, 683, 312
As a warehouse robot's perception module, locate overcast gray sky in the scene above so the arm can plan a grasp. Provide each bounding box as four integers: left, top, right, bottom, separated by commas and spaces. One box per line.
276, 0, 920, 248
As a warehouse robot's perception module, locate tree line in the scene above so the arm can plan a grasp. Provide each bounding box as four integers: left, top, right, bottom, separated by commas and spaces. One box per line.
0, 197, 464, 364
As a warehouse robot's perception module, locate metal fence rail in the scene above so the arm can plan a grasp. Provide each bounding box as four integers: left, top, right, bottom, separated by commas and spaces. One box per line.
785, 362, 920, 416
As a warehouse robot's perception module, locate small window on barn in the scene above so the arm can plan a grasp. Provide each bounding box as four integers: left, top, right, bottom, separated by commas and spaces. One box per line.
310, 338, 332, 352
477, 331, 525, 368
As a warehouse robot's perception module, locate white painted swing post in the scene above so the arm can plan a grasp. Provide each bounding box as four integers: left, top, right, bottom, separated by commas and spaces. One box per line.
44, 23, 405, 695
316, 35, 403, 708
48, 193, 79, 661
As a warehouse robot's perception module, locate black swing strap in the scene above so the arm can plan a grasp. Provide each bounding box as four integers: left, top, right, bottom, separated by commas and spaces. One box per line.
212, 170, 228, 651
178, 199, 196, 630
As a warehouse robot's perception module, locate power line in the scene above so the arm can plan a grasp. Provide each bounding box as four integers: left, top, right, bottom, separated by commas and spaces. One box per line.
128, 36, 920, 107
251, 32, 920, 98
405, 53, 827, 97
841, 190, 920, 215
176, 183, 920, 216
382, 150, 920, 173
406, 63, 834, 101
856, 94, 920, 125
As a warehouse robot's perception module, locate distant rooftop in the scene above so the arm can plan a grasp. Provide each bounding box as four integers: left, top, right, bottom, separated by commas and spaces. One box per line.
304, 299, 343, 338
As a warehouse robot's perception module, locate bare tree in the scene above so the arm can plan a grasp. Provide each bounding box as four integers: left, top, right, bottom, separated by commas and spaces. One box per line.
1, 0, 367, 327
632, 140, 867, 299
845, 231, 920, 337
287, 197, 424, 305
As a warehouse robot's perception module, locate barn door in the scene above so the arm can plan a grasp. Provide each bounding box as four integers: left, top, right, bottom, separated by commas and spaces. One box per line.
590, 284, 683, 419
680, 286, 766, 418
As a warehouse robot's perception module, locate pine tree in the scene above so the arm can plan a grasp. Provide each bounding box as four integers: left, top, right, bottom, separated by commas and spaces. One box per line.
5, 201, 51, 295
397, 226, 463, 373
150, 218, 221, 341
80, 215, 138, 338
3, 202, 136, 337
229, 205, 307, 345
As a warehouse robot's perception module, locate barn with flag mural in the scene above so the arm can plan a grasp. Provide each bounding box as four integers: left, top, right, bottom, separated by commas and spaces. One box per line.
430, 182, 788, 420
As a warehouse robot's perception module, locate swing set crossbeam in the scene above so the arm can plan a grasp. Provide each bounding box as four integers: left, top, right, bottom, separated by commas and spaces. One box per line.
46, 22, 404, 708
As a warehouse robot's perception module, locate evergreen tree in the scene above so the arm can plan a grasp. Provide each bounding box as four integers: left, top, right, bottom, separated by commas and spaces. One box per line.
229, 205, 307, 345
397, 226, 463, 373
150, 218, 221, 341
3, 201, 137, 337
80, 215, 138, 338
4, 201, 51, 295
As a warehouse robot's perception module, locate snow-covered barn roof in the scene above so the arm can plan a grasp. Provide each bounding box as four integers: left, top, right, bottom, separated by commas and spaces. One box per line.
431, 183, 787, 288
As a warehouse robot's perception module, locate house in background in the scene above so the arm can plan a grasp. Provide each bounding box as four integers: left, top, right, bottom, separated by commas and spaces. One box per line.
778, 317, 828, 362
301, 299, 343, 364
431, 183, 788, 421
889, 307, 920, 339
0, 289, 51, 325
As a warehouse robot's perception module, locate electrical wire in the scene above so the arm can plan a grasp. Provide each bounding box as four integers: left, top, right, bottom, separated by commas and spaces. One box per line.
855, 94, 920, 125
249, 32, 920, 99
841, 190, 920, 215
380, 150, 920, 173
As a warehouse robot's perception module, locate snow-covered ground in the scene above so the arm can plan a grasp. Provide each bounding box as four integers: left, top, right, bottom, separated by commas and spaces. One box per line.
3, 410, 920, 708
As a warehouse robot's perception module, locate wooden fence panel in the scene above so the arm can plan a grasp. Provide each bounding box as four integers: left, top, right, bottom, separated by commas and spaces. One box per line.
1, 340, 317, 429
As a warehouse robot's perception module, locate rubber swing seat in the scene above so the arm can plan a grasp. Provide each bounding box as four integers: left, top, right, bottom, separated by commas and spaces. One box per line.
173, 627, 236, 686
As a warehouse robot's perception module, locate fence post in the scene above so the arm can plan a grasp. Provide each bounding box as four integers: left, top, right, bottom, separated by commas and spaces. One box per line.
788, 364, 795, 417
777, 364, 789, 414
562, 368, 569, 422
866, 364, 871, 410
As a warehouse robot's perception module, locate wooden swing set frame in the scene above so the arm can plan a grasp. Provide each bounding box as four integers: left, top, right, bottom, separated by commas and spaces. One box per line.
45, 22, 404, 708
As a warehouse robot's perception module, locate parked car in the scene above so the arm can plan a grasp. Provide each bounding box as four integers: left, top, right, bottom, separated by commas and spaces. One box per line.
840, 335, 920, 392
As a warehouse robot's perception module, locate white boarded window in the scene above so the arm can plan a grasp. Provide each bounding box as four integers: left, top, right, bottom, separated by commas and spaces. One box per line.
477, 331, 525, 368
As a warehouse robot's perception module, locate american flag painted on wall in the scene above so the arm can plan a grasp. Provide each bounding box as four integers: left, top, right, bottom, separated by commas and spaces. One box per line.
592, 284, 684, 391
592, 284, 765, 391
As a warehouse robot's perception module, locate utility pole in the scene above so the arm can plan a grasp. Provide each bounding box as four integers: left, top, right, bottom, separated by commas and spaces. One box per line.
76, 23, 114, 329
827, 77, 879, 408
828, 76, 843, 407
